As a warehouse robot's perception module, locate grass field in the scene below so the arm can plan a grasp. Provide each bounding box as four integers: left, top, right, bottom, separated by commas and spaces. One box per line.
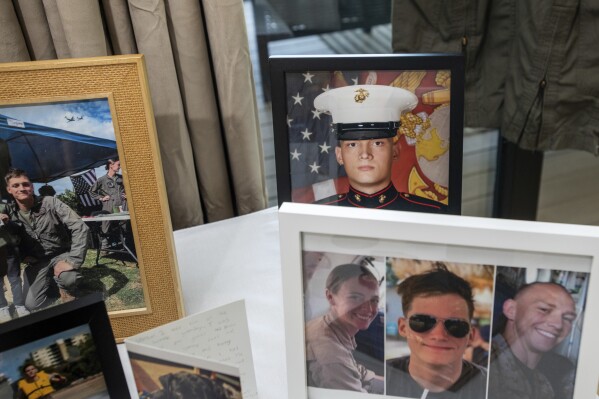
2, 248, 144, 315
79, 248, 145, 312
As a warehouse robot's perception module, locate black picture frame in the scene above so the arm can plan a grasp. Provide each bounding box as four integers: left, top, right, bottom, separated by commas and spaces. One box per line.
0, 293, 130, 398
270, 54, 464, 214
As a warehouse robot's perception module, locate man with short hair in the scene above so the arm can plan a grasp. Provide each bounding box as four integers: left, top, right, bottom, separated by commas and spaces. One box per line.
313, 85, 446, 212
386, 265, 487, 398
17, 363, 66, 399
488, 282, 578, 399
4, 168, 89, 310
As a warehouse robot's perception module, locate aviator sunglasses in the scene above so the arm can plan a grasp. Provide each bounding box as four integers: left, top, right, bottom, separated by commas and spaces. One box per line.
408, 314, 471, 338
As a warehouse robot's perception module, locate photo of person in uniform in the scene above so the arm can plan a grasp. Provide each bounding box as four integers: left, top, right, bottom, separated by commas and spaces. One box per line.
284, 68, 457, 210
4, 168, 89, 310
89, 158, 127, 249
488, 266, 586, 399
386, 262, 489, 398
312, 85, 447, 212
90, 158, 126, 217
304, 256, 385, 394
1, 100, 143, 313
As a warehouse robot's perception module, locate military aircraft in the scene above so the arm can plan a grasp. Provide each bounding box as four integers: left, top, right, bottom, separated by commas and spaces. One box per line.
65, 115, 75, 122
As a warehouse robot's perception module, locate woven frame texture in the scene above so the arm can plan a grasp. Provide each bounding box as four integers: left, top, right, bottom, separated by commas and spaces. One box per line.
0, 56, 183, 340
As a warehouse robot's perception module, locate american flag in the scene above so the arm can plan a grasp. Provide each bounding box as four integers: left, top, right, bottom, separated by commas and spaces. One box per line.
70, 169, 100, 207
284, 69, 451, 204
286, 70, 348, 203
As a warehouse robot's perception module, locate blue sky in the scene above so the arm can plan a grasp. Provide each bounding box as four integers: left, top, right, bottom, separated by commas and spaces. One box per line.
0, 98, 117, 195
0, 324, 92, 382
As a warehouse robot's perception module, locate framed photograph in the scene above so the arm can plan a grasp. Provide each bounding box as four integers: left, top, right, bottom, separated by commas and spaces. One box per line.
279, 202, 599, 399
0, 293, 129, 399
124, 299, 258, 398
270, 54, 464, 214
0, 55, 183, 340
126, 341, 242, 399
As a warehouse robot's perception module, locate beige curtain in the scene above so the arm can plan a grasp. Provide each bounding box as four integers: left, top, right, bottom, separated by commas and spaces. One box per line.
0, 0, 267, 229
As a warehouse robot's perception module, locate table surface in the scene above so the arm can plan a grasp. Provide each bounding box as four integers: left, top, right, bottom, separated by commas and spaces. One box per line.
117, 207, 286, 399
82, 213, 131, 222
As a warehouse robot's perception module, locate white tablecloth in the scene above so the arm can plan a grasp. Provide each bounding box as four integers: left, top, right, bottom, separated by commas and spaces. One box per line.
118, 207, 286, 399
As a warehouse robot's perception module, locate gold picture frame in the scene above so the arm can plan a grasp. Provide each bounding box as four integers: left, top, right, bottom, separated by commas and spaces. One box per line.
0, 55, 184, 340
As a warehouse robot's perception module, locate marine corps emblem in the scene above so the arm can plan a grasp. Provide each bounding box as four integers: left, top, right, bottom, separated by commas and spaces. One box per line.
354, 88, 369, 103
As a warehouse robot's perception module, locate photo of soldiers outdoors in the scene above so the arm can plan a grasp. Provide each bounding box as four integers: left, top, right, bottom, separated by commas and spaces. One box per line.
0, 100, 144, 319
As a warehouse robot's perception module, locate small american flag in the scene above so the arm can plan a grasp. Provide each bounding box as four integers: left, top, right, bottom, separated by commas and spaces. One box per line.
70, 169, 100, 207
286, 70, 345, 202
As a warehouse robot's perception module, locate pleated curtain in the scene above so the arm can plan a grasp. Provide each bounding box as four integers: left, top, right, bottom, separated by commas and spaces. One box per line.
0, 0, 267, 230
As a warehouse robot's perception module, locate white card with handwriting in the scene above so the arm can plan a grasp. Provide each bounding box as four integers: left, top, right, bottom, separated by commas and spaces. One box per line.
125, 300, 257, 398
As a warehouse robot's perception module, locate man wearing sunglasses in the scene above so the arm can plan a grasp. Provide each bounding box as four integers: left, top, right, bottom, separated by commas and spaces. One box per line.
488, 281, 577, 399
386, 264, 486, 398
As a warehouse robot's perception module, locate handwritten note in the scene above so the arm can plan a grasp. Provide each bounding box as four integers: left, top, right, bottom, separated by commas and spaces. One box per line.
125, 300, 257, 398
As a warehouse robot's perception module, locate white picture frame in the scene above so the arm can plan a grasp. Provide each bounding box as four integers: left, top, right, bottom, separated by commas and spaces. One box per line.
279, 202, 599, 399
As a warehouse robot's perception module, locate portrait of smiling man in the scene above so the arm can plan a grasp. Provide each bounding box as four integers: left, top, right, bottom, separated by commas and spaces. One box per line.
386, 263, 487, 398
488, 271, 580, 399
313, 85, 446, 212
304, 257, 385, 394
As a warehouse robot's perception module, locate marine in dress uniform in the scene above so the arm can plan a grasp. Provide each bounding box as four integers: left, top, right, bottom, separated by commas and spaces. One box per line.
315, 182, 445, 211
313, 84, 447, 213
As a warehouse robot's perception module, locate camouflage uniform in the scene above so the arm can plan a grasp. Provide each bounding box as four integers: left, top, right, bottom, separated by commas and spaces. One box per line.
488, 333, 575, 399
89, 173, 126, 234
305, 311, 379, 393
6, 196, 89, 310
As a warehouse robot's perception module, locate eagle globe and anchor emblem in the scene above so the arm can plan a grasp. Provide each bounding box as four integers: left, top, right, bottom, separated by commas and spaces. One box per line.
354, 88, 369, 103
